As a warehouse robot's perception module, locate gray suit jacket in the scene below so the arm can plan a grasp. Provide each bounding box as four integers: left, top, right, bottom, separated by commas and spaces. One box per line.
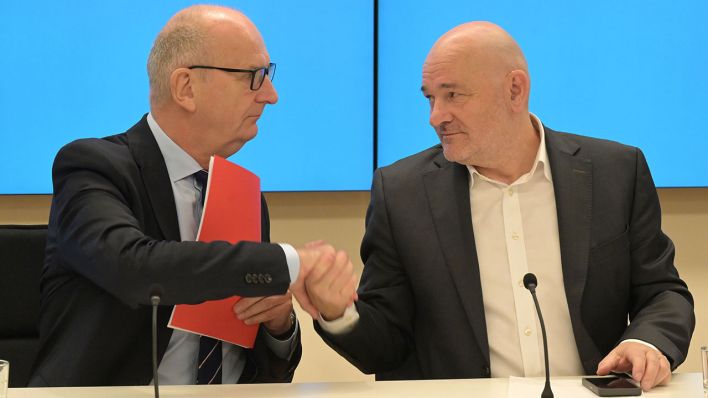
317, 127, 694, 380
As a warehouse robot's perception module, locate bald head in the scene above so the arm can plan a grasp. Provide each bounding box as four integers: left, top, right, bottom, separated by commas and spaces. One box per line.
428, 21, 528, 78
421, 22, 538, 179
147, 5, 262, 105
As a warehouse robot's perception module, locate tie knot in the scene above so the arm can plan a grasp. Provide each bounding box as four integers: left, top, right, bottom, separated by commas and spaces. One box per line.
194, 170, 209, 190
194, 170, 209, 207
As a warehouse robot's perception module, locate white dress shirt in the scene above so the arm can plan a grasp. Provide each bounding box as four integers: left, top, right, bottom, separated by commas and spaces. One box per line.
467, 114, 583, 377
320, 114, 659, 375
320, 114, 582, 376
147, 113, 299, 384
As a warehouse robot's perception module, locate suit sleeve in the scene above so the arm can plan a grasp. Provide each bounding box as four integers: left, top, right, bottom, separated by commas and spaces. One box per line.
49, 139, 291, 308
245, 198, 302, 382
315, 168, 416, 374
621, 148, 695, 368
238, 326, 301, 383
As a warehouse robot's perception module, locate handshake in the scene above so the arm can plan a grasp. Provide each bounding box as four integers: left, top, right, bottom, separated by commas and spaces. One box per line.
233, 240, 357, 336
291, 241, 359, 321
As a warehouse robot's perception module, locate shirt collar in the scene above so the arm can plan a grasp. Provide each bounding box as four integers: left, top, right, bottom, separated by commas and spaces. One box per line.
147, 112, 203, 183
467, 112, 552, 187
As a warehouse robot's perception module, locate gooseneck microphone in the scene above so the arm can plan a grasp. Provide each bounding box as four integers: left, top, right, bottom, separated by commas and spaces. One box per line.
149, 286, 163, 398
523, 273, 554, 398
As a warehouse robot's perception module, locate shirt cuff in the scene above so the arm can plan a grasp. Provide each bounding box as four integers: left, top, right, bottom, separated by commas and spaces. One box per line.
620, 339, 660, 352
277, 243, 300, 284
317, 303, 360, 335
262, 315, 300, 360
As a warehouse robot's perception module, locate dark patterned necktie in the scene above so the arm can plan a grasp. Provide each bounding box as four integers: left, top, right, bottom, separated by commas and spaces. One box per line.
193, 169, 209, 207
193, 170, 222, 384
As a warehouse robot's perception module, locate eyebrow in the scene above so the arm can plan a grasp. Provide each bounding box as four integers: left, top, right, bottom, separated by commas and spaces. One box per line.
421, 82, 460, 93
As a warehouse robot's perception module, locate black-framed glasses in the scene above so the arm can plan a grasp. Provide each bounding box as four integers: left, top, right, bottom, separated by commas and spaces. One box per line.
188, 63, 276, 90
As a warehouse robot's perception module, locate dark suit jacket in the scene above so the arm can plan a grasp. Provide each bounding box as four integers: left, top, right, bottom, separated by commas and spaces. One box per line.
317, 127, 694, 380
29, 115, 301, 386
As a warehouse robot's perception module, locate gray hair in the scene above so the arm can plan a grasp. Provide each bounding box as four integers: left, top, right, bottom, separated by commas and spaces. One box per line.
147, 24, 207, 105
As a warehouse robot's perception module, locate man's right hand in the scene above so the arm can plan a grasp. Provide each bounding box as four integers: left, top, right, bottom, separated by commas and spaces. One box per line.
290, 241, 357, 320
304, 247, 358, 321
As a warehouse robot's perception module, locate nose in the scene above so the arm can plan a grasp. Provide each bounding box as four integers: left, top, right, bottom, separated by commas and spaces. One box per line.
257, 77, 278, 105
429, 100, 452, 128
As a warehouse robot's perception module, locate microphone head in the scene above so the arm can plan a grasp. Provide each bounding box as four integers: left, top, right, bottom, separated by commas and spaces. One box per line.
148, 284, 164, 301
523, 273, 538, 290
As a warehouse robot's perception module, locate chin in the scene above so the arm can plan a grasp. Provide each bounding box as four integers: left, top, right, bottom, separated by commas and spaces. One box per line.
442, 145, 475, 166
441, 143, 460, 162
237, 127, 258, 143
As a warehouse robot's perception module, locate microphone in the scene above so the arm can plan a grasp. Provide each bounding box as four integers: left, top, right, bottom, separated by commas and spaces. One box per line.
523, 273, 553, 398
149, 286, 163, 398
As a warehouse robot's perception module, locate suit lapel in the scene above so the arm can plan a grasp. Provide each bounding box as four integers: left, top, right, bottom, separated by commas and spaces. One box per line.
126, 115, 181, 242
423, 154, 490, 362
545, 128, 599, 371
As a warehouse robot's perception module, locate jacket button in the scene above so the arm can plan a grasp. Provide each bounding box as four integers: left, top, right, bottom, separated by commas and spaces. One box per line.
245, 274, 253, 283
264, 274, 272, 283
258, 274, 265, 283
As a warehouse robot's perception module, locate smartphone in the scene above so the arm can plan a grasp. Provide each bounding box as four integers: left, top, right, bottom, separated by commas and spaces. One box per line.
582, 376, 641, 396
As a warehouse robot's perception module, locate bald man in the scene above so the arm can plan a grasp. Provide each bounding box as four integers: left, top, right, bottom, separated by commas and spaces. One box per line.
29, 5, 352, 387
312, 22, 694, 391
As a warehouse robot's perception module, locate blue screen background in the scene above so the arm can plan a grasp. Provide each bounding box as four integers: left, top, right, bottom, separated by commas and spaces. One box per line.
0, 1, 373, 193
1, 1, 706, 192
378, 0, 708, 187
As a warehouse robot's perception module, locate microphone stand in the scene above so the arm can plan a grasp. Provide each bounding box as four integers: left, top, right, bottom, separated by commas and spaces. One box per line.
151, 294, 161, 398
524, 273, 554, 398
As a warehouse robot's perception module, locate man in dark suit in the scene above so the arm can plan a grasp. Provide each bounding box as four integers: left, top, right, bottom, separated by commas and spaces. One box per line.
29, 5, 355, 387
309, 22, 694, 391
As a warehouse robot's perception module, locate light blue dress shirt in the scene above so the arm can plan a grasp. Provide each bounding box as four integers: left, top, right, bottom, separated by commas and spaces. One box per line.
147, 113, 299, 384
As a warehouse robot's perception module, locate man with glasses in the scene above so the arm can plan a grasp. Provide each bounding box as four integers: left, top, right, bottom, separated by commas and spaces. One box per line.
29, 5, 357, 387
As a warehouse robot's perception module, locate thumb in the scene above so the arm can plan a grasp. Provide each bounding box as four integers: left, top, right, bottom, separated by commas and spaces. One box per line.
291, 285, 319, 319
597, 352, 620, 375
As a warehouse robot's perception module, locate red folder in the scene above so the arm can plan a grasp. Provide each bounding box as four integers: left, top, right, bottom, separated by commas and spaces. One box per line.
168, 155, 261, 348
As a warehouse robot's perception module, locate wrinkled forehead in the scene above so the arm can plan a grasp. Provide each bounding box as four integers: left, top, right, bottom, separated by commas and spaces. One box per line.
422, 45, 485, 88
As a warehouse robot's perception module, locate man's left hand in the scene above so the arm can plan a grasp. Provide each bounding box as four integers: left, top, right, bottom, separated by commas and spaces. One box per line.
596, 341, 672, 391
233, 292, 294, 336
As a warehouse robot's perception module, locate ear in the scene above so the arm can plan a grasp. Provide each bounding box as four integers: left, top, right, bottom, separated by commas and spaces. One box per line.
507, 69, 530, 112
169, 68, 197, 113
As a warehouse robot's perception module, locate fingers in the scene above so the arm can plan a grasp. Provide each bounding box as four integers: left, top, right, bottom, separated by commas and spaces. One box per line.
233, 293, 291, 322
304, 241, 336, 255
596, 351, 620, 376
598, 342, 672, 392
304, 251, 358, 321
292, 241, 357, 319
304, 240, 326, 249
291, 284, 320, 318
307, 251, 338, 283
295, 243, 336, 282
638, 351, 657, 390
657, 357, 672, 386
241, 300, 292, 326
232, 296, 264, 314
639, 352, 671, 391
629, 349, 647, 383
347, 274, 359, 303
294, 248, 322, 281
315, 250, 351, 288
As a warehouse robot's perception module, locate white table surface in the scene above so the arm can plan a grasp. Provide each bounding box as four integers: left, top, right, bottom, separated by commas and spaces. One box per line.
7, 372, 704, 398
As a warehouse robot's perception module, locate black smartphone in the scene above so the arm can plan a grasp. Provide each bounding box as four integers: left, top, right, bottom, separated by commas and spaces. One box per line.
582, 376, 642, 396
